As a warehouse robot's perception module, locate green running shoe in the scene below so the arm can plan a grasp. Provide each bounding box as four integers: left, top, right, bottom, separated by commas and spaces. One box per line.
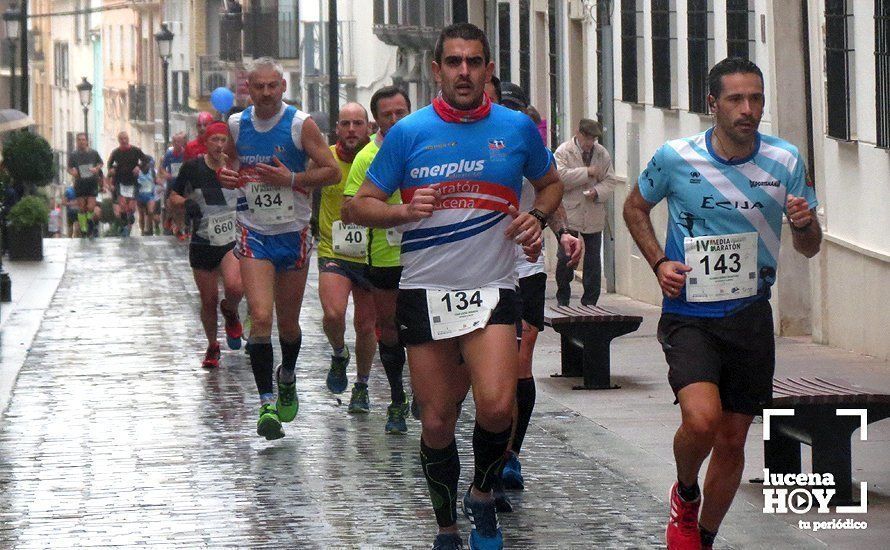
347, 382, 370, 414
275, 365, 299, 423
257, 403, 284, 440
385, 397, 409, 434
326, 348, 350, 394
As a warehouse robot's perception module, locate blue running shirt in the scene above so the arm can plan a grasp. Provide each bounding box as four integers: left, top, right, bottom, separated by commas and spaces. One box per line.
639, 129, 818, 317
229, 105, 311, 235
367, 104, 553, 290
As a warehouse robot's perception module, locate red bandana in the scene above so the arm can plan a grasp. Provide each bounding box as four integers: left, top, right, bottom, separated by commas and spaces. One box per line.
432, 92, 492, 123
335, 137, 370, 164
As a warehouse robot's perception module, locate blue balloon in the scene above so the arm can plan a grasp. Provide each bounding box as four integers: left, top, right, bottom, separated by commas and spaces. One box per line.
210, 87, 235, 113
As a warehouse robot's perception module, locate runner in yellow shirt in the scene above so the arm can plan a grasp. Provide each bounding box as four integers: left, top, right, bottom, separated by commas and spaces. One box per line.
318, 102, 376, 414
342, 86, 412, 433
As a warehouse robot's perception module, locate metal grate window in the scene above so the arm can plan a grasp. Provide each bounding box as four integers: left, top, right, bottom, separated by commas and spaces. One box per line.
374, 0, 384, 25
388, 0, 399, 24
726, 0, 754, 59
498, 2, 511, 81
876, 0, 890, 147
549, 0, 559, 146
687, 0, 713, 113
519, 0, 530, 96
826, 0, 852, 140
651, 0, 676, 109
621, 0, 643, 103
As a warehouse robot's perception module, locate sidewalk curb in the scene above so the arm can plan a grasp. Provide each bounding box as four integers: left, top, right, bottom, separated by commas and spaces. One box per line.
0, 239, 69, 422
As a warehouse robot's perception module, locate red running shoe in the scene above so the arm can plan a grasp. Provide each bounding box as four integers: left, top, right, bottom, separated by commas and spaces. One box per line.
202, 343, 221, 369
666, 482, 702, 550
220, 299, 243, 350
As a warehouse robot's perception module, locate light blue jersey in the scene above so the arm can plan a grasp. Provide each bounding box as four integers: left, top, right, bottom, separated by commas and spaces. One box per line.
639, 128, 817, 317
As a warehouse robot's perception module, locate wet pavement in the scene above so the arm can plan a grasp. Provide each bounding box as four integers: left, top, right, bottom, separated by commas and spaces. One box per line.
0, 238, 668, 549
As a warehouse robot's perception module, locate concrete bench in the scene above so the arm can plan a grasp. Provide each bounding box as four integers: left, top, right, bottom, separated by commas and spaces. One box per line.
764, 377, 890, 504
544, 304, 642, 390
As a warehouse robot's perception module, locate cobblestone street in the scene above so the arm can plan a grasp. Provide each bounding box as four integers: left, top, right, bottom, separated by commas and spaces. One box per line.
0, 238, 668, 548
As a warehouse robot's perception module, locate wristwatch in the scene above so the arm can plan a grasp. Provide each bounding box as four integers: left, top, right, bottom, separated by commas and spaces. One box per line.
528, 208, 547, 229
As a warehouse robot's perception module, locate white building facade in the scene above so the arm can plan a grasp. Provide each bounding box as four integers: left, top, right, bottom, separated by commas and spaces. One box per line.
605, 0, 890, 360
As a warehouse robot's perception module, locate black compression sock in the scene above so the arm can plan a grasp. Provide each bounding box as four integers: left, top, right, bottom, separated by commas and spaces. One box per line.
512, 377, 536, 455
247, 338, 274, 396
378, 340, 406, 403
472, 422, 512, 493
280, 334, 302, 372
420, 438, 460, 528
677, 480, 701, 502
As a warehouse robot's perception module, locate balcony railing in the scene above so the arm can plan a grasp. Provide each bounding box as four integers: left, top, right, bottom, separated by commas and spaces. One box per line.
220, 11, 243, 62
243, 9, 299, 60
373, 0, 447, 49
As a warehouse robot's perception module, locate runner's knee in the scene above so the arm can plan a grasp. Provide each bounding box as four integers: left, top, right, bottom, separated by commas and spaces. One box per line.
681, 409, 722, 440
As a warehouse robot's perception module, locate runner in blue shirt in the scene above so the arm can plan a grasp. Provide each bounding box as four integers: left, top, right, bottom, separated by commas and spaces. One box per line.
350, 23, 563, 550
218, 57, 341, 441
623, 57, 822, 550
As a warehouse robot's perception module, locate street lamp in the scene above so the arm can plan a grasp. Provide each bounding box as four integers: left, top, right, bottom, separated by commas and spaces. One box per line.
76, 76, 93, 139
154, 23, 174, 146
3, 2, 20, 111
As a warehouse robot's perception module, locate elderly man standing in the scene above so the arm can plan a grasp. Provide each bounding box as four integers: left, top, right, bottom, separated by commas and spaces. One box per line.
553, 119, 616, 306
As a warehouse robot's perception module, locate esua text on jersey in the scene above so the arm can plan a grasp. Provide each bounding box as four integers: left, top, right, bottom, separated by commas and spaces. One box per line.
639, 128, 818, 317
367, 103, 553, 291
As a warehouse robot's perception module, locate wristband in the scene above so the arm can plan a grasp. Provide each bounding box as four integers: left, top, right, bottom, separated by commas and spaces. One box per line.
652, 256, 670, 274
528, 208, 547, 229
790, 217, 813, 231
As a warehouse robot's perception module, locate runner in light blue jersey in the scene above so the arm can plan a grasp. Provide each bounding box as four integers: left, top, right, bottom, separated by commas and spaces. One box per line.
624, 57, 822, 550
639, 127, 817, 317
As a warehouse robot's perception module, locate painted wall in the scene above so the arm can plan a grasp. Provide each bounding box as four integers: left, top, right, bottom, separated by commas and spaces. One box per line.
805, 1, 890, 359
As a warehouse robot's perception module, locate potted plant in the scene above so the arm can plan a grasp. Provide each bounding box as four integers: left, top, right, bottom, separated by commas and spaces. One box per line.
1, 131, 54, 260
7, 195, 48, 260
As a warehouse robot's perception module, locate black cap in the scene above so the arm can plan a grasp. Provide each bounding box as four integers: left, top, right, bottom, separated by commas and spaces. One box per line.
500, 82, 528, 110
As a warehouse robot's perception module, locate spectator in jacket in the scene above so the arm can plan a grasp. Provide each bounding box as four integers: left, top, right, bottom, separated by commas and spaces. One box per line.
553, 119, 616, 306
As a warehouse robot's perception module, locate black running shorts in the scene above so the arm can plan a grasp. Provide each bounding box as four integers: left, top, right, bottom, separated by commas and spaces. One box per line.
74, 179, 99, 198
396, 288, 520, 346
368, 265, 403, 291
189, 242, 235, 271
656, 299, 775, 416
517, 272, 546, 331
318, 257, 372, 291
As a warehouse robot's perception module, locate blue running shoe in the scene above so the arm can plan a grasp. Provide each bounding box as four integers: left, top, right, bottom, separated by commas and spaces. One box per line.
385, 398, 409, 434
501, 452, 524, 490
326, 349, 349, 394
220, 299, 243, 350
347, 382, 370, 414
462, 489, 503, 550
432, 532, 464, 550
